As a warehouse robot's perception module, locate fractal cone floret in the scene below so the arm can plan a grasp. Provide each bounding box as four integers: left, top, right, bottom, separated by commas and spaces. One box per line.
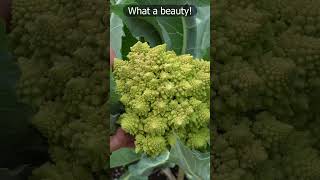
114, 42, 210, 157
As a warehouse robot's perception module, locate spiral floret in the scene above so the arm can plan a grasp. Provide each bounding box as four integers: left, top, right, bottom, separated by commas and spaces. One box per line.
114, 42, 210, 156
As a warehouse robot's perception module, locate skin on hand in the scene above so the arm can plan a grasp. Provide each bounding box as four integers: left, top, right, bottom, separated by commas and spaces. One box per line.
110, 48, 116, 67
110, 48, 135, 152
110, 128, 135, 152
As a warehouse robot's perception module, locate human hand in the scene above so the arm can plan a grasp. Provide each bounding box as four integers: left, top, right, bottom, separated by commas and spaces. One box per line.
109, 48, 135, 152
110, 128, 135, 152
110, 48, 116, 67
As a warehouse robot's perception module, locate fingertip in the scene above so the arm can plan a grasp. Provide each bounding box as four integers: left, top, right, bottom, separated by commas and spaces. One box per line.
110, 48, 116, 67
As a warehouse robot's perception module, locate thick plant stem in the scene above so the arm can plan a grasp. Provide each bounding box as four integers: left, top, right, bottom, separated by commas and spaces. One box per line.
177, 168, 185, 180
161, 168, 176, 180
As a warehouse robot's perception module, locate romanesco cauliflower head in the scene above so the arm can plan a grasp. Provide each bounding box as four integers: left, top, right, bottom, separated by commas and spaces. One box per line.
114, 42, 210, 156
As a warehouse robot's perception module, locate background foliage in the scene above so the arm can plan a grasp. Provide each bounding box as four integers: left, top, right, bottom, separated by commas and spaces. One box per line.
8, 0, 109, 179
212, 0, 320, 179
0, 16, 49, 180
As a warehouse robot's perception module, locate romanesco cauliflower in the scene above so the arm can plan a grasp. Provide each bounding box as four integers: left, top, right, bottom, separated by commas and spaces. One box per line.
113, 42, 210, 157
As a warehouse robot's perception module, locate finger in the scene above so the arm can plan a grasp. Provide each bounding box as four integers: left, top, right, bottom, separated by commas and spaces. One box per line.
110, 134, 122, 152
110, 128, 135, 152
110, 48, 116, 68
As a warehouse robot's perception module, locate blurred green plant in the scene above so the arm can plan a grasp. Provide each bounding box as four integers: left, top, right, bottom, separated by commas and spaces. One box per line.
0, 19, 7, 52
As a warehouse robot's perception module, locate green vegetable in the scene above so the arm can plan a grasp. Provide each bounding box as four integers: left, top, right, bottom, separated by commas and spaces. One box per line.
113, 42, 210, 157
213, 0, 320, 179
10, 0, 108, 179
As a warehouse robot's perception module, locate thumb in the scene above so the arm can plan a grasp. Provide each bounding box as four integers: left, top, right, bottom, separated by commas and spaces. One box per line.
110, 48, 116, 68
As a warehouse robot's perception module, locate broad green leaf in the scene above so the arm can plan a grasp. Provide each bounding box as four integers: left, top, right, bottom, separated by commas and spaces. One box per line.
122, 17, 162, 47
120, 172, 148, 180
110, 13, 125, 58
121, 25, 139, 60
128, 151, 170, 176
111, 0, 137, 17
111, 0, 210, 58
156, 6, 210, 58
156, 16, 196, 55
113, 0, 209, 7
119, 155, 170, 180
169, 139, 210, 180
194, 6, 210, 59
135, 0, 210, 6
110, 148, 141, 168
111, 4, 162, 47
109, 71, 121, 113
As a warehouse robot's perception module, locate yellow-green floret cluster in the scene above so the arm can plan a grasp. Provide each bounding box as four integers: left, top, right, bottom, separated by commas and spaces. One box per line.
113, 42, 210, 156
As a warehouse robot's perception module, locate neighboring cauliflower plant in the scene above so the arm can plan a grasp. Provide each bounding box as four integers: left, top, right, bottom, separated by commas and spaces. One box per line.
212, 0, 320, 179
10, 0, 108, 179
113, 42, 210, 157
